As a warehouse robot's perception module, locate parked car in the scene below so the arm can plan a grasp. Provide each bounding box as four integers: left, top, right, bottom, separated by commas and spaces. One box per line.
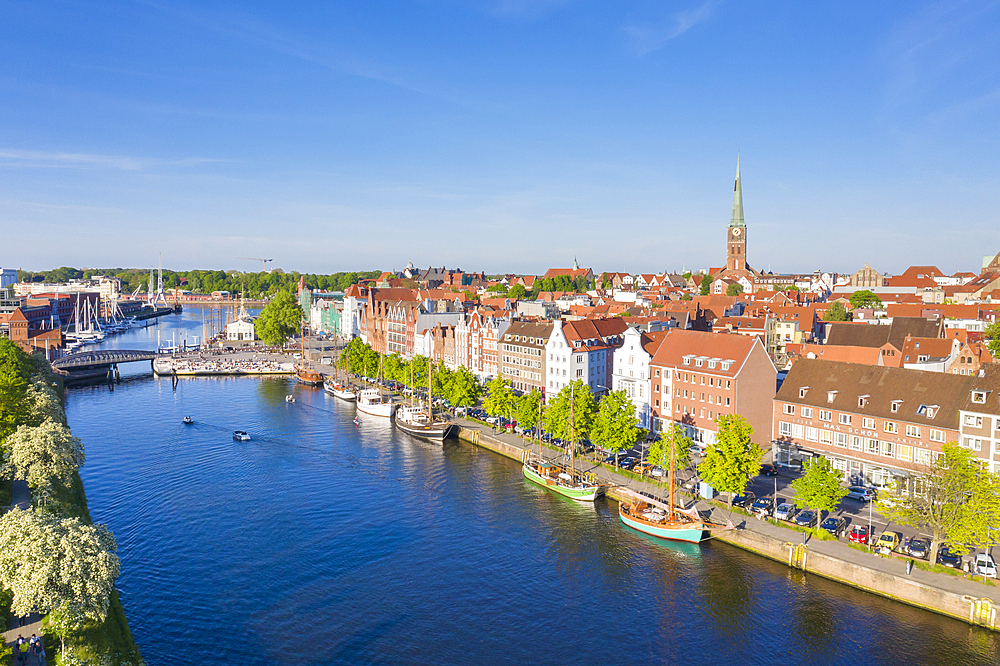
820, 516, 847, 538
759, 464, 779, 477
774, 503, 797, 521
634, 463, 654, 476
974, 554, 997, 578
907, 538, 930, 560
649, 466, 665, 478
602, 455, 618, 465
936, 546, 963, 569
485, 416, 499, 425
848, 524, 869, 545
845, 486, 877, 502
750, 497, 774, 516
794, 510, 817, 528
877, 531, 901, 552
619, 457, 637, 470
732, 491, 756, 509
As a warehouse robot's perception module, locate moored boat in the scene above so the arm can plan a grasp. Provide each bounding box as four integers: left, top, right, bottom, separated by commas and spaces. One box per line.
356, 388, 395, 418
394, 404, 453, 440
296, 366, 324, 386
324, 380, 357, 401
618, 499, 705, 544
522, 456, 608, 502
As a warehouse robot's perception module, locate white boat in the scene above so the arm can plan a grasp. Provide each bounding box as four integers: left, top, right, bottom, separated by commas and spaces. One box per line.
356, 388, 395, 418
233, 430, 251, 441
324, 380, 357, 401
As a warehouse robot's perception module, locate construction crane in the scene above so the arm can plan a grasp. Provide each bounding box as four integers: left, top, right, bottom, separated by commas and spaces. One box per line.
237, 257, 274, 271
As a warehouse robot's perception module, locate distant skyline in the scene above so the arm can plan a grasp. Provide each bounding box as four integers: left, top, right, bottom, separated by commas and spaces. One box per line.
3, 1, 999, 275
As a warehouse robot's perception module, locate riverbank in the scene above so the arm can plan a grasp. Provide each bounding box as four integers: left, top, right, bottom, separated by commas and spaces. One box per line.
450, 418, 1000, 632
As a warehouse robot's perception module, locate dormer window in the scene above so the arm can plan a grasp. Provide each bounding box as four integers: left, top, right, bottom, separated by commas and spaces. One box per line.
827, 390, 838, 403
721, 361, 732, 371
917, 404, 938, 419
695, 358, 704, 367
972, 391, 988, 404
858, 395, 869, 408
799, 386, 809, 399
682, 357, 691, 365
890, 400, 902, 413
708, 360, 717, 369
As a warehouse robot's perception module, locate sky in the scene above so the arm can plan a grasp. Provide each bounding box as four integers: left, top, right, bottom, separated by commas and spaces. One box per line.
2, 0, 999, 276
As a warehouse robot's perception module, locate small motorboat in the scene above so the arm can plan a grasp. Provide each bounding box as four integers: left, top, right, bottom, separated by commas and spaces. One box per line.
233, 430, 251, 441
353, 417, 361, 426
285, 395, 295, 403
183, 416, 194, 425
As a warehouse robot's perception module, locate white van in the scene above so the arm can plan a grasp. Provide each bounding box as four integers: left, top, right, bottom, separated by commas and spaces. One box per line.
975, 554, 997, 578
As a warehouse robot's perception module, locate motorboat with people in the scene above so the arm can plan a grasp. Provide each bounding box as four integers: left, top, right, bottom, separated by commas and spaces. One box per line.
183, 416, 194, 425
285, 395, 296, 403
233, 430, 251, 441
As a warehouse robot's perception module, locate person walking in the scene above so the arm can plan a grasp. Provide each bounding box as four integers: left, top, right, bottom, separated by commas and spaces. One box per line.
18, 635, 29, 664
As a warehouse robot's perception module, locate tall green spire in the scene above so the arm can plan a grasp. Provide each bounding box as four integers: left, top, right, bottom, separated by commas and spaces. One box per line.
729, 155, 745, 228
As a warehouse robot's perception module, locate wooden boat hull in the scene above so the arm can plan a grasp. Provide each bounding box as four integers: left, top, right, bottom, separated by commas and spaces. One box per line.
394, 414, 454, 440
619, 505, 705, 544
522, 462, 605, 502
296, 371, 324, 387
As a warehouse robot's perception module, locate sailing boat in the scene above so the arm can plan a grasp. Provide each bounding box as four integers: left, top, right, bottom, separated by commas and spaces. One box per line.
618, 427, 706, 543
395, 356, 453, 440
296, 314, 324, 386
324, 330, 357, 401
356, 337, 394, 417
522, 383, 608, 501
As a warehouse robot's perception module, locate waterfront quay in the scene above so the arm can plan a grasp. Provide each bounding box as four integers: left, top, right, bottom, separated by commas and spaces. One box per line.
449, 416, 1000, 631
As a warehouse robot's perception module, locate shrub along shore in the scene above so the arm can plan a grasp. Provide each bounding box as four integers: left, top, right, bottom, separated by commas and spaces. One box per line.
0, 339, 142, 665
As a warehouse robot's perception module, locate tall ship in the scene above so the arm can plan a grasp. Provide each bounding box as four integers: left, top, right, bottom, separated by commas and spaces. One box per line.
323, 332, 356, 401
522, 382, 608, 501
618, 428, 706, 544
296, 315, 324, 387
355, 343, 394, 417
394, 356, 453, 440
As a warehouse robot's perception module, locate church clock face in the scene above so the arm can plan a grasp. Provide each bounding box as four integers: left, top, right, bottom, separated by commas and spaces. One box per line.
731, 228, 742, 237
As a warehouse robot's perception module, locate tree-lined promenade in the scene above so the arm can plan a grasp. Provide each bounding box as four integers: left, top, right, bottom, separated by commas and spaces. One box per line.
0, 339, 140, 666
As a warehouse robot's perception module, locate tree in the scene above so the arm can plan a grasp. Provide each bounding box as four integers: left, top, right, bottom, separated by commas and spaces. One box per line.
508, 284, 526, 300
483, 377, 516, 423
698, 414, 764, 509
541, 380, 596, 443
726, 283, 744, 296
699, 274, 714, 296
445, 367, 481, 408
254, 290, 302, 346
0, 338, 32, 444
649, 423, 693, 473
0, 510, 119, 624
791, 457, 848, 529
590, 389, 640, 467
5, 421, 85, 497
486, 283, 507, 293
849, 289, 882, 310
822, 302, 850, 322
514, 390, 544, 435
679, 294, 693, 301
879, 442, 1000, 564
984, 320, 1000, 357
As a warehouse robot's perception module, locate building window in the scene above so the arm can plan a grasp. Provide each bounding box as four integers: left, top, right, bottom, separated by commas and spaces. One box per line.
783, 404, 795, 415
916, 448, 932, 465
819, 410, 832, 422
964, 437, 982, 451
779, 422, 792, 436
862, 417, 875, 430
839, 413, 851, 425
906, 425, 920, 438
805, 427, 819, 442
972, 391, 987, 404
897, 445, 912, 462
801, 407, 813, 418
792, 424, 804, 438
866, 439, 879, 454
858, 396, 868, 407
929, 429, 945, 443
835, 432, 849, 448
890, 401, 902, 413
820, 430, 834, 445
881, 441, 894, 457
799, 387, 809, 398
884, 422, 898, 434
850, 436, 863, 451
964, 415, 983, 428
827, 390, 837, 403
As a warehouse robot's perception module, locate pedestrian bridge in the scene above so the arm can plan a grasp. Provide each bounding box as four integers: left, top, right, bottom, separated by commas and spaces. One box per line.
52, 349, 159, 370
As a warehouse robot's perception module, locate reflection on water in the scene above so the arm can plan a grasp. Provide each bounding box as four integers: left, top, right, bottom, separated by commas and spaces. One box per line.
61, 308, 1000, 666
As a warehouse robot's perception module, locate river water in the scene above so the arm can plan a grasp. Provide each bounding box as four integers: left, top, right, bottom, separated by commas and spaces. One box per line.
63, 307, 999, 665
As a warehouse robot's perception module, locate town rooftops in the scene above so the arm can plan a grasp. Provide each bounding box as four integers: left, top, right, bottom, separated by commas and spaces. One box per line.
776, 358, 974, 430
826, 317, 943, 350
650, 329, 763, 376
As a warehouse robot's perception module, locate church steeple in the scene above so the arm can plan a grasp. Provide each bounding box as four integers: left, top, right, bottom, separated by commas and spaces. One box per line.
730, 155, 745, 228
573, 257, 579, 270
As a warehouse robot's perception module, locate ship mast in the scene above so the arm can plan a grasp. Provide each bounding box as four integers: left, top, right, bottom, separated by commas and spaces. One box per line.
427, 355, 433, 422
570, 382, 576, 480
668, 425, 676, 520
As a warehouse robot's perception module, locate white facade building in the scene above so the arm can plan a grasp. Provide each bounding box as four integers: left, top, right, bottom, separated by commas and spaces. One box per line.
611, 327, 658, 428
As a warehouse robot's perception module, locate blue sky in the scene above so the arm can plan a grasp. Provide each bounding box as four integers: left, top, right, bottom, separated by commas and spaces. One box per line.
2, 1, 999, 276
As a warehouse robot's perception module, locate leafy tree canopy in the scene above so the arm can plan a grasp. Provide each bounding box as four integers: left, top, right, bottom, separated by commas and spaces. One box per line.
699, 274, 714, 296
849, 289, 882, 309
590, 389, 640, 461
649, 423, 693, 472
515, 390, 544, 433
791, 457, 848, 528
254, 290, 302, 346
542, 379, 596, 442
483, 377, 517, 420
726, 283, 744, 296
984, 321, 1000, 357
698, 414, 764, 509
5, 421, 85, 497
822, 302, 851, 322
508, 284, 527, 300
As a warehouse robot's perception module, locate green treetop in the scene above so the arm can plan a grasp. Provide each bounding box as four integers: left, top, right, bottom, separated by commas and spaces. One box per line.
984, 321, 1000, 357
514, 390, 544, 434
590, 389, 640, 466
698, 414, 764, 509
791, 457, 848, 530
254, 290, 302, 346
879, 441, 1000, 564
849, 289, 882, 310
726, 283, 744, 296
699, 274, 714, 296
648, 423, 693, 473
541, 379, 596, 443
822, 302, 850, 322
483, 377, 517, 422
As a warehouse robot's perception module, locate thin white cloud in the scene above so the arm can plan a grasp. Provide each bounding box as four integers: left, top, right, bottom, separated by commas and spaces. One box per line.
0, 149, 225, 171
622, 1, 716, 55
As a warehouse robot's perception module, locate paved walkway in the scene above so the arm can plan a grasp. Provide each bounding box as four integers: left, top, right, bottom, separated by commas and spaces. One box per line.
454, 417, 1000, 606
4, 479, 47, 662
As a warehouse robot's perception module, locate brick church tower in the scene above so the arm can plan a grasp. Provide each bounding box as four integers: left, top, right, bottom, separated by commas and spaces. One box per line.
717, 156, 757, 282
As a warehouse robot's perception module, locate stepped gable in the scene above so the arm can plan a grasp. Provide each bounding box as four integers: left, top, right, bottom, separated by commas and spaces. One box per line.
776, 358, 971, 431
